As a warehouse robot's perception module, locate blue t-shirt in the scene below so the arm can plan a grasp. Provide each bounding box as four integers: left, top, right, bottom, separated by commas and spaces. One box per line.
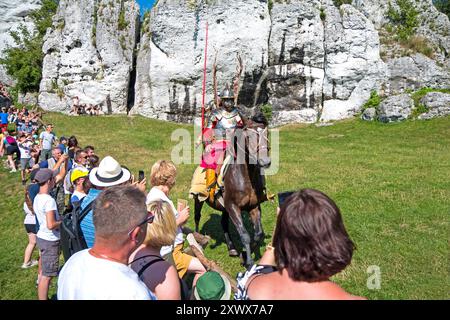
57, 143, 68, 154
19, 124, 33, 134
0, 112, 8, 124
80, 188, 102, 248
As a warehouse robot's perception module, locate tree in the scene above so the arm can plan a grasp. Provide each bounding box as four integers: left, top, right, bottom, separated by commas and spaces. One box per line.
0, 0, 59, 95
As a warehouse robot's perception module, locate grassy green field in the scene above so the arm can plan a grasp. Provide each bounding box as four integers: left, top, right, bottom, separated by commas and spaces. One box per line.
1, 113, 449, 300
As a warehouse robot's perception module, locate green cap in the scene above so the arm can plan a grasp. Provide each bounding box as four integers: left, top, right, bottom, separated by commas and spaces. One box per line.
194, 271, 231, 300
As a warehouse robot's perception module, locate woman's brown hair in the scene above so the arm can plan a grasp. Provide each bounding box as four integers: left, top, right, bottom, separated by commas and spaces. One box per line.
273, 189, 355, 282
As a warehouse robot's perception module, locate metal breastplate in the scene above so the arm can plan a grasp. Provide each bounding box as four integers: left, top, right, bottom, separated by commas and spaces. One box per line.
214, 109, 241, 132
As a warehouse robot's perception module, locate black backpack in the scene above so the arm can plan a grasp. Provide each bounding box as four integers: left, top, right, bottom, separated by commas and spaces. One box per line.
60, 198, 93, 262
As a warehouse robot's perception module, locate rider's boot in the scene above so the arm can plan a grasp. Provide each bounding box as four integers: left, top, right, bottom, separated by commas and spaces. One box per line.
205, 168, 216, 202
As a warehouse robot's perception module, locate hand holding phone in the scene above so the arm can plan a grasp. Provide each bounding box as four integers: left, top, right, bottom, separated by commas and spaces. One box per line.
177, 199, 188, 212
138, 170, 145, 183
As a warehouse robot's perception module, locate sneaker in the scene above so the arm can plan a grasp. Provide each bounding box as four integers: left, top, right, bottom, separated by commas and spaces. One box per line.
10, 168, 17, 173
21, 260, 38, 269
187, 233, 203, 255
22, 179, 26, 186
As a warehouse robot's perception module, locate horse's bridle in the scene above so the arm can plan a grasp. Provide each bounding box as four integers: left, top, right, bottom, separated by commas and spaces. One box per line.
235, 126, 270, 161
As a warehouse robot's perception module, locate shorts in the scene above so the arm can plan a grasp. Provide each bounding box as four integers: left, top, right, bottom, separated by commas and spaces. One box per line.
172, 243, 193, 279
24, 224, 37, 234
20, 158, 32, 170
6, 145, 18, 156
36, 237, 60, 277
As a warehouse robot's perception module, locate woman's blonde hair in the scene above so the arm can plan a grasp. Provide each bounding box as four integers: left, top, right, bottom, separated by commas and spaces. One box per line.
144, 200, 177, 248
150, 160, 177, 189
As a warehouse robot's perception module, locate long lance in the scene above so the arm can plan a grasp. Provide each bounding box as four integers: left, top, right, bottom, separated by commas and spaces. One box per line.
201, 22, 209, 146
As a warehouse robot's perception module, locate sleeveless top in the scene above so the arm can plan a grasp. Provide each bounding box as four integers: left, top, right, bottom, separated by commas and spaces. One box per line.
234, 264, 278, 300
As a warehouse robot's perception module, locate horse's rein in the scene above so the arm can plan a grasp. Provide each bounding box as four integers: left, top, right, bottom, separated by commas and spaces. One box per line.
246, 127, 270, 154
234, 127, 270, 160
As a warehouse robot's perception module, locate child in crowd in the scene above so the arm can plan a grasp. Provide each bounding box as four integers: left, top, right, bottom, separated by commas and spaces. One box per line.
70, 167, 90, 204
17, 134, 35, 185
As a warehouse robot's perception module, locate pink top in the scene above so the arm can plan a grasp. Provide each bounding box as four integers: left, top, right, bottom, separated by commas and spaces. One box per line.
200, 140, 229, 170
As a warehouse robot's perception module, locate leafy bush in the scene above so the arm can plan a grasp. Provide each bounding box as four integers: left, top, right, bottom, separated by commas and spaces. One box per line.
387, 0, 419, 41
320, 7, 326, 21
411, 103, 429, 118
0, 0, 58, 94
118, 8, 128, 31
260, 104, 273, 122
362, 90, 381, 111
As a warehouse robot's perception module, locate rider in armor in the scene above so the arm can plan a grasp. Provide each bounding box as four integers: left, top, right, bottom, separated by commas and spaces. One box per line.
201, 84, 245, 202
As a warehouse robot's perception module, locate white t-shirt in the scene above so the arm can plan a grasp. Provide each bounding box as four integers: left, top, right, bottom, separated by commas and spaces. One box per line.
146, 187, 183, 257
39, 131, 55, 150
23, 202, 36, 225
57, 249, 156, 300
33, 193, 60, 241
71, 190, 87, 203
18, 141, 33, 159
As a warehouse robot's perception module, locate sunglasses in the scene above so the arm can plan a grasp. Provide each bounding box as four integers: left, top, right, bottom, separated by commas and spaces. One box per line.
127, 211, 155, 238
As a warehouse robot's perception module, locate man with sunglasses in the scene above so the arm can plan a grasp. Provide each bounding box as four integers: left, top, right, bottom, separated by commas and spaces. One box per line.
63, 149, 90, 197
57, 185, 156, 300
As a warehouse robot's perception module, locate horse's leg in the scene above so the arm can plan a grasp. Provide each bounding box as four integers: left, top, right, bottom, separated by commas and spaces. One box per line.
194, 196, 204, 233
249, 205, 265, 245
227, 203, 254, 267
221, 211, 239, 257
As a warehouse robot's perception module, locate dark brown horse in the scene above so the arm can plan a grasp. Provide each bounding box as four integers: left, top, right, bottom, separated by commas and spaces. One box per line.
193, 117, 271, 267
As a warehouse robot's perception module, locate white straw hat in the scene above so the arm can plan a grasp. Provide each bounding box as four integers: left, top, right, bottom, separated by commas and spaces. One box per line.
89, 156, 131, 187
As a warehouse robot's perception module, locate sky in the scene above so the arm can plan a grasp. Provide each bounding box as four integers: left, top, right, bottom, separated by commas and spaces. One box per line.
137, 0, 157, 13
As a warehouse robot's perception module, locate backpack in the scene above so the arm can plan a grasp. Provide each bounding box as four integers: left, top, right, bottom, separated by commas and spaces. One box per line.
60, 198, 94, 262
6, 136, 16, 145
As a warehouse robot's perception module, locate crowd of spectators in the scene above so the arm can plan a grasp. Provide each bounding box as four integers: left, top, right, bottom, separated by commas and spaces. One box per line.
1, 104, 365, 301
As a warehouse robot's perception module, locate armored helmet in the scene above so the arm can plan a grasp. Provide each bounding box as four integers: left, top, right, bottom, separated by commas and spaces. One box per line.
220, 84, 235, 100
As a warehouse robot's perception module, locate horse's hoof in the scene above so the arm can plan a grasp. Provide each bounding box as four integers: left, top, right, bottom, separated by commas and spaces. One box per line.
228, 249, 239, 257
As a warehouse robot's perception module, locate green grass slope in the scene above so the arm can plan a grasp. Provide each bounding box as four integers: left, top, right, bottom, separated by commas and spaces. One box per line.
1, 114, 449, 299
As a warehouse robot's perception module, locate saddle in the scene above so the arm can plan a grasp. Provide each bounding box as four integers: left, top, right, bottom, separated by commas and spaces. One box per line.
189, 155, 232, 206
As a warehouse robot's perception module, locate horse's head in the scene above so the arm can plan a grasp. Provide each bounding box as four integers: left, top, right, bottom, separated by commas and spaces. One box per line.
243, 114, 271, 169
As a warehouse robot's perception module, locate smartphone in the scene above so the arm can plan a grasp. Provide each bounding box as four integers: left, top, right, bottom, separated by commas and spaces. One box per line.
278, 191, 295, 207
138, 170, 145, 183
177, 199, 188, 212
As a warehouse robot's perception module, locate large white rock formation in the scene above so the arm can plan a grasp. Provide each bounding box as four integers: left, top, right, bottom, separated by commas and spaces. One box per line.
0, 0, 41, 86
38, 0, 140, 113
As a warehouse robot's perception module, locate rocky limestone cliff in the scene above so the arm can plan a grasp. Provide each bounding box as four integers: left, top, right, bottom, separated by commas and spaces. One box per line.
132, 0, 391, 124
132, 0, 271, 122
38, 0, 139, 113
0, 0, 42, 86
1, 0, 449, 125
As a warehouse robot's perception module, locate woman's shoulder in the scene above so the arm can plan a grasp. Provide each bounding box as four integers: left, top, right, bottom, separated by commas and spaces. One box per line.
155, 264, 181, 300
246, 269, 280, 299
